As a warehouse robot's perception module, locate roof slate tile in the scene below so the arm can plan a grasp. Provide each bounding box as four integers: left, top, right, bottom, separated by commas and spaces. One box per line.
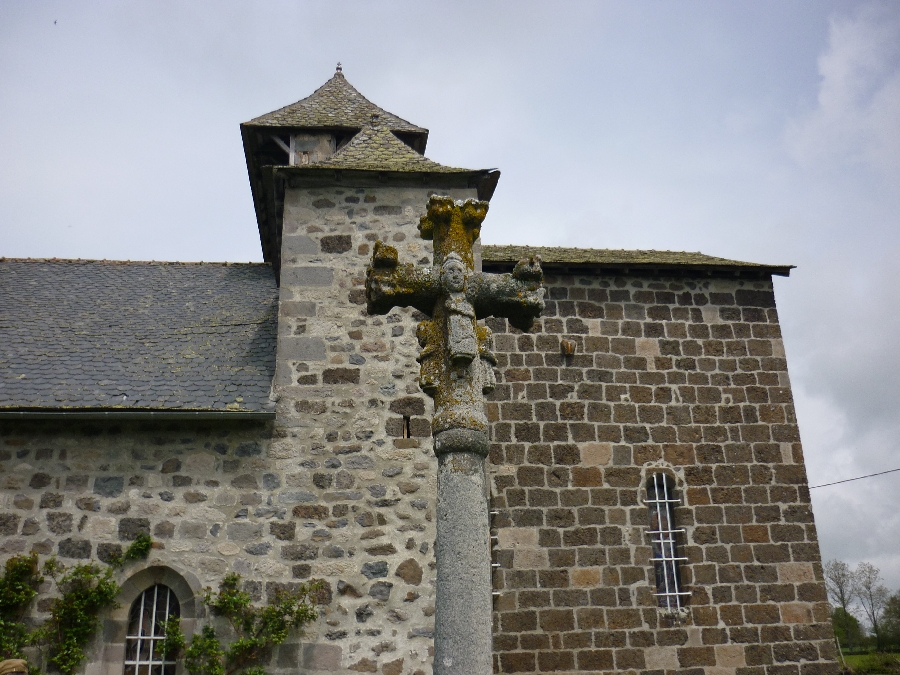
0, 260, 278, 412
304, 120, 472, 174
244, 69, 426, 133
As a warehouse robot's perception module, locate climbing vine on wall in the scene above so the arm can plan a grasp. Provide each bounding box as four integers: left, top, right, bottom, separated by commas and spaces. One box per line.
164, 573, 322, 675
1, 541, 321, 675
0, 533, 152, 675
0, 553, 43, 660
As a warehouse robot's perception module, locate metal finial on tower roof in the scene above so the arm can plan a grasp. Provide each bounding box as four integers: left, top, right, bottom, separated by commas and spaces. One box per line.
336, 62, 342, 73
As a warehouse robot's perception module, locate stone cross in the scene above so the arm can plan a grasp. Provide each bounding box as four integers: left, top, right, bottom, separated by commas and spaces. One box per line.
366, 195, 545, 675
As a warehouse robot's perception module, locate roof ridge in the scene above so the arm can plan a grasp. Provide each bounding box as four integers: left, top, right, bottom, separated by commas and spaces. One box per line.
481, 244, 794, 271
0, 258, 271, 266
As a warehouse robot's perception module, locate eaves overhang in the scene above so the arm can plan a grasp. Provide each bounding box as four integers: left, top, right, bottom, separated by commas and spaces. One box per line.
0, 409, 276, 420
481, 245, 794, 279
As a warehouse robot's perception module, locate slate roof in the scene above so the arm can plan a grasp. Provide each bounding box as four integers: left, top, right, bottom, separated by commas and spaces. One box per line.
244, 68, 427, 133
482, 245, 793, 276
0, 260, 278, 412
299, 120, 471, 173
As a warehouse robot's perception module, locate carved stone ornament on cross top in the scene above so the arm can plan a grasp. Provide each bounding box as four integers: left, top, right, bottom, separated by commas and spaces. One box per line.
365, 195, 545, 675
366, 195, 545, 455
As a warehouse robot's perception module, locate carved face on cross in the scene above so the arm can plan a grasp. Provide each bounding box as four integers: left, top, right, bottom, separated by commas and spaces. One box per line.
441, 253, 466, 294
365, 195, 545, 457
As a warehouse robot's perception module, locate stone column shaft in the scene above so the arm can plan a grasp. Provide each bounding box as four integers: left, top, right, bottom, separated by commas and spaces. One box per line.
434, 450, 492, 675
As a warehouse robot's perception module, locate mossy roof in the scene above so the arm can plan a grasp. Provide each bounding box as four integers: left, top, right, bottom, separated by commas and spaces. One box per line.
302, 121, 473, 173
244, 69, 426, 133
0, 259, 278, 412
482, 245, 793, 276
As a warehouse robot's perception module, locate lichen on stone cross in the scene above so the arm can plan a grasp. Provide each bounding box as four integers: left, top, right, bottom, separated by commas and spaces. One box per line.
365, 195, 545, 456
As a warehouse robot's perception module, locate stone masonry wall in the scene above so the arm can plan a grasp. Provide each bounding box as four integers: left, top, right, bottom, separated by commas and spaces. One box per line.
269, 184, 481, 674
484, 271, 839, 675
0, 419, 329, 672
1, 209, 840, 675
0, 185, 476, 675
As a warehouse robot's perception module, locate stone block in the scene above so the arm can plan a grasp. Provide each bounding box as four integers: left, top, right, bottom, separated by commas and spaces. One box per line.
368, 580, 393, 601
119, 517, 150, 540
29, 473, 52, 489
320, 234, 352, 253
0, 514, 20, 535
299, 643, 342, 672
58, 538, 91, 558
94, 476, 124, 498
322, 368, 360, 384
47, 512, 72, 534
282, 235, 318, 255
278, 336, 326, 361
388, 396, 426, 416
177, 520, 207, 539
227, 521, 262, 541
96, 542, 123, 564
282, 544, 318, 561
281, 266, 333, 287
395, 558, 423, 585
280, 303, 318, 324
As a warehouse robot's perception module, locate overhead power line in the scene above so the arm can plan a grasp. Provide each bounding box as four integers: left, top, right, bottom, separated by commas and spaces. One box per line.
809, 467, 900, 489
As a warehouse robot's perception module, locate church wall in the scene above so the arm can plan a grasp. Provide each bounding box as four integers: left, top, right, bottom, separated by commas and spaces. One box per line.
0, 419, 273, 575
0, 419, 318, 672
0, 185, 473, 675
0, 195, 840, 675
484, 271, 839, 675
0, 410, 439, 675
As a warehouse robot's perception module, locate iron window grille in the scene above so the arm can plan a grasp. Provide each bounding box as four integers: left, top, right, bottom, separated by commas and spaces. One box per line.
123, 584, 180, 675
645, 473, 690, 611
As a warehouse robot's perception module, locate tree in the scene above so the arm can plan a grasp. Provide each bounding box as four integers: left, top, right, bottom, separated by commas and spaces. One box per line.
854, 562, 890, 652
832, 607, 864, 652
825, 560, 859, 651
883, 591, 900, 650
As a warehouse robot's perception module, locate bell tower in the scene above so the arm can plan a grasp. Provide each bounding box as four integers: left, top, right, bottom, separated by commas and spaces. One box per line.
240, 64, 488, 280
238, 66, 501, 672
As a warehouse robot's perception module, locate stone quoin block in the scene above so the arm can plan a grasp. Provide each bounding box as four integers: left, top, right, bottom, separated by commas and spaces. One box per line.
281, 266, 334, 286
277, 336, 326, 361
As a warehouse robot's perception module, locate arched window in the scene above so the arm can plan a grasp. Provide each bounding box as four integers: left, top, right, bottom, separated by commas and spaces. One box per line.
123, 584, 180, 675
645, 473, 689, 611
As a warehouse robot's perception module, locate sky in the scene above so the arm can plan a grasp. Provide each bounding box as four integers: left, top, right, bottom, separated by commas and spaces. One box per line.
2, 2, 899, 592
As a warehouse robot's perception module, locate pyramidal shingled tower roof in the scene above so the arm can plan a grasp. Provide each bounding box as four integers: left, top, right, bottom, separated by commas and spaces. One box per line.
244, 64, 427, 133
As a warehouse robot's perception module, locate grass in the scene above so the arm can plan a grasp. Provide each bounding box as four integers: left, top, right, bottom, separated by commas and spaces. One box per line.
842, 653, 900, 674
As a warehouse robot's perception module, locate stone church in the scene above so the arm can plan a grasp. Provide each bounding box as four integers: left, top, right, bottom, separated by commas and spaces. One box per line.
0, 66, 838, 675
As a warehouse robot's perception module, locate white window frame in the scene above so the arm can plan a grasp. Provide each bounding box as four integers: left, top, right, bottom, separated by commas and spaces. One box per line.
645, 473, 690, 612
123, 584, 179, 675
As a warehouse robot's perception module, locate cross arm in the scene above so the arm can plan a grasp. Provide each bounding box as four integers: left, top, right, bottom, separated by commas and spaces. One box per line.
366, 241, 441, 316
466, 256, 546, 331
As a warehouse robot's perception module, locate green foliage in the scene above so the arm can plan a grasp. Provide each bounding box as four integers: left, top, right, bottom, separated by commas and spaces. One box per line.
184, 625, 225, 675
42, 561, 120, 675
844, 652, 900, 674
108, 533, 153, 569
0, 534, 153, 673
0, 553, 43, 659
884, 593, 900, 650
160, 616, 186, 658
834, 607, 865, 650
173, 573, 320, 675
